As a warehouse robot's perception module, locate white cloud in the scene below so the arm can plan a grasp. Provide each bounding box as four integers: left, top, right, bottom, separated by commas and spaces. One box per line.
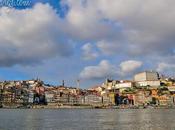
79, 59, 143, 80
119, 60, 143, 75
79, 60, 116, 79
0, 0, 174, 80
7, 0, 173, 66
82, 43, 99, 60
61, 0, 120, 40
157, 62, 175, 72
96, 40, 120, 55
62, 0, 175, 56
0, 3, 73, 66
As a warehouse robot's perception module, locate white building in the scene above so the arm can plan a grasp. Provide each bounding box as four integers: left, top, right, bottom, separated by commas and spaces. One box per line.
88, 86, 102, 92
134, 71, 159, 81
114, 80, 133, 89
102, 79, 118, 90
135, 80, 160, 87
167, 86, 175, 92
45, 93, 55, 103
134, 71, 160, 87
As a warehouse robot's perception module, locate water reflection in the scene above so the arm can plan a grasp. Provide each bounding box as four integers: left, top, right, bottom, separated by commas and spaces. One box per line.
0, 109, 175, 130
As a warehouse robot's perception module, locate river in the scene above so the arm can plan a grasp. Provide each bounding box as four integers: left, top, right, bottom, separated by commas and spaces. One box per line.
0, 109, 174, 130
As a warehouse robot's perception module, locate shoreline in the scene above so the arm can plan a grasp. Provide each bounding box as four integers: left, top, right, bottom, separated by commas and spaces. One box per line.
1, 105, 175, 109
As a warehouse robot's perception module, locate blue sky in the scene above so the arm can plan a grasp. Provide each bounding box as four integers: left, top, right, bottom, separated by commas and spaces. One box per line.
0, 0, 175, 88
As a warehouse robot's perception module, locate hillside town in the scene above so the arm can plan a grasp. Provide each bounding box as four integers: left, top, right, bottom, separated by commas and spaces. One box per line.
0, 71, 175, 109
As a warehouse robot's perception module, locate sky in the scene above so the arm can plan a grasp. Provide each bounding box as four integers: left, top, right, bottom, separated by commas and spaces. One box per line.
0, 0, 175, 88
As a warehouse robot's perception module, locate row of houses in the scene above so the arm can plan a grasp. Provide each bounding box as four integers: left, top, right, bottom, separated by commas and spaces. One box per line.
44, 86, 111, 106
0, 79, 112, 108
93, 71, 175, 107
0, 71, 174, 108
0, 79, 46, 107
101, 71, 161, 91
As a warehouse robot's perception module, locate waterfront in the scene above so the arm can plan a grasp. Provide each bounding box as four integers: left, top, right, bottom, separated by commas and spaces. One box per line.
0, 109, 175, 130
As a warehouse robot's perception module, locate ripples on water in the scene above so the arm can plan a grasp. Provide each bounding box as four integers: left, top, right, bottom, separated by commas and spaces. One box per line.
0, 109, 175, 130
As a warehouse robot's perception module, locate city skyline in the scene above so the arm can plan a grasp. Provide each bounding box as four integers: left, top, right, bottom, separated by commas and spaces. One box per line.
0, 0, 175, 88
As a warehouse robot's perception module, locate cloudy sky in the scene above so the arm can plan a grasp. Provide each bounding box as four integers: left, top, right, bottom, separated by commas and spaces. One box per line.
0, 0, 175, 88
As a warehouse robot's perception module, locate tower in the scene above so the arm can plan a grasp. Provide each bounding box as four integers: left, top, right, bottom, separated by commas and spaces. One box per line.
77, 79, 80, 89
62, 80, 65, 87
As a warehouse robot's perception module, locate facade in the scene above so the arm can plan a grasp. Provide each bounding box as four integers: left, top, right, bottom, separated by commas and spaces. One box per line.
134, 71, 160, 87
114, 81, 133, 89
158, 95, 171, 106
135, 80, 160, 87
45, 93, 55, 103
84, 94, 102, 105
108, 93, 115, 105
134, 90, 152, 106
167, 86, 175, 92
134, 71, 159, 82
28, 92, 34, 103
88, 86, 102, 92
102, 79, 119, 90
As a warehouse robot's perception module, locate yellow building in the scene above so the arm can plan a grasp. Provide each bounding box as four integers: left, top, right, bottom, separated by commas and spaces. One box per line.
108, 93, 115, 105
161, 80, 173, 86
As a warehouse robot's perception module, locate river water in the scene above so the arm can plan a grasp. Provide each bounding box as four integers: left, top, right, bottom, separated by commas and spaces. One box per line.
0, 109, 174, 130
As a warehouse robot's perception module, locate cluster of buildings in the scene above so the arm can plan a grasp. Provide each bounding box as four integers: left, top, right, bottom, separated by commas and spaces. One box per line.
96, 71, 175, 107
0, 79, 111, 108
0, 79, 46, 108
0, 71, 175, 108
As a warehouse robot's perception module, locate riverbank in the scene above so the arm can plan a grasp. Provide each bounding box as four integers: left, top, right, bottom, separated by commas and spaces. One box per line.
1, 104, 175, 109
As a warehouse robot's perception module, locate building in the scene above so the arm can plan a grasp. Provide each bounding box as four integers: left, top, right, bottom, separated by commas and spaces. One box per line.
134, 71, 160, 87
157, 95, 171, 106
167, 86, 175, 94
84, 94, 102, 105
101, 79, 113, 90
134, 90, 152, 106
101, 79, 119, 90
45, 92, 55, 103
135, 80, 160, 87
88, 86, 102, 93
114, 80, 133, 89
134, 71, 159, 82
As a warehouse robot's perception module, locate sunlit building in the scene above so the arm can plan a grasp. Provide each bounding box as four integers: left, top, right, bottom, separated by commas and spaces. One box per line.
134, 71, 160, 87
